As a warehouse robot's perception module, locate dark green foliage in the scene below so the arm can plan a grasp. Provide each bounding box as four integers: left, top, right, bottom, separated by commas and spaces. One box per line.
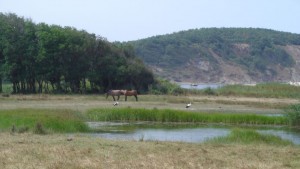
203, 87, 216, 95
148, 78, 184, 95
0, 13, 155, 94
285, 104, 300, 126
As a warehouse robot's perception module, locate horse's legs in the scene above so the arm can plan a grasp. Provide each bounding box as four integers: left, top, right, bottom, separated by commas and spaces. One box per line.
134, 95, 138, 101
125, 95, 127, 101
112, 96, 116, 101
117, 95, 120, 101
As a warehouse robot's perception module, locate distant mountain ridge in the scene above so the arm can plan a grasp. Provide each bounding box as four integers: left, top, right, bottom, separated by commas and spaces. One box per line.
128, 28, 300, 84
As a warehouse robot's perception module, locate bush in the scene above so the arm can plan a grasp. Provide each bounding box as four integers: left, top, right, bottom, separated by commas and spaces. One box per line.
34, 122, 47, 135
203, 87, 216, 95
285, 104, 300, 126
148, 79, 183, 95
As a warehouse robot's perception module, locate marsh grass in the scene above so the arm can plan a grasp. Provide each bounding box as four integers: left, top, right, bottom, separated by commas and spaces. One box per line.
285, 104, 300, 126
206, 128, 293, 146
0, 133, 299, 169
215, 100, 289, 109
87, 108, 287, 125
216, 83, 300, 98
0, 109, 89, 133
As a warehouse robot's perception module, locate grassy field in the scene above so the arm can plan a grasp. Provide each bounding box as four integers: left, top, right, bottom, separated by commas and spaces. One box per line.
216, 83, 300, 98
0, 109, 89, 133
0, 132, 299, 169
0, 93, 300, 168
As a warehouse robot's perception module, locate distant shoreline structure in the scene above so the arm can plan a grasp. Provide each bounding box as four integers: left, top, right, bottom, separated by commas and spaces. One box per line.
177, 81, 300, 89
288, 81, 300, 86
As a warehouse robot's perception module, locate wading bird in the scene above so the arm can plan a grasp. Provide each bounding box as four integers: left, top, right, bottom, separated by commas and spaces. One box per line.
113, 101, 119, 106
186, 102, 191, 108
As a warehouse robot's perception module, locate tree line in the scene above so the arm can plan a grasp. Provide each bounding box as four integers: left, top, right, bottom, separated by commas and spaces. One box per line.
0, 13, 155, 94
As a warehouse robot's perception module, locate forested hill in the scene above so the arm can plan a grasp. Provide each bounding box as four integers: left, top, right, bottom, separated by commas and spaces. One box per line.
0, 13, 155, 94
128, 28, 300, 84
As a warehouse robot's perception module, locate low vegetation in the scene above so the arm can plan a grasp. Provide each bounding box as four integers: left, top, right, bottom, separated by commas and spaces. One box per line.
87, 108, 287, 125
285, 104, 300, 126
148, 82, 300, 101
0, 132, 299, 169
0, 97, 299, 168
206, 128, 293, 146
216, 83, 300, 98
0, 109, 89, 133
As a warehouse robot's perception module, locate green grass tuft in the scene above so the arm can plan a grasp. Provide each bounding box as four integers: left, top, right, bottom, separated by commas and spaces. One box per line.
206, 128, 293, 145
0, 109, 89, 133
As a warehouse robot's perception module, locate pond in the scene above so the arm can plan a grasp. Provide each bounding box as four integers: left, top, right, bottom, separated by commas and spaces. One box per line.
87, 122, 300, 144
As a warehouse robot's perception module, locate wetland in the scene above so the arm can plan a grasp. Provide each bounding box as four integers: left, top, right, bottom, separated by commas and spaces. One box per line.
0, 92, 300, 168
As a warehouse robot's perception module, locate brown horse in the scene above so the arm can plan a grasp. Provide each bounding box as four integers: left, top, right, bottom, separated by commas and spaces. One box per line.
121, 90, 138, 101
106, 90, 124, 101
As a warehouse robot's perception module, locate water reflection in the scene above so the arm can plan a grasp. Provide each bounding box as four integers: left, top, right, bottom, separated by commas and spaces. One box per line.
92, 128, 230, 143
88, 122, 300, 144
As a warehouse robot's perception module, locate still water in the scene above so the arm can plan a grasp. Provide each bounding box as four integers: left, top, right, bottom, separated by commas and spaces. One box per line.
179, 83, 224, 90
88, 122, 300, 144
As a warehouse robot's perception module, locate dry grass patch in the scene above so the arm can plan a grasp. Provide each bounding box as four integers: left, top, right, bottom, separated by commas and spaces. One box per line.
0, 133, 299, 169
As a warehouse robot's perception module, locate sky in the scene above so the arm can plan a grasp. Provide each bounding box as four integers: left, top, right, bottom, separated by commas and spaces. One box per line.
0, 0, 299, 42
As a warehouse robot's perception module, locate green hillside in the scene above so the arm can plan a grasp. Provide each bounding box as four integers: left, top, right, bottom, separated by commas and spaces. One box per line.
128, 28, 300, 83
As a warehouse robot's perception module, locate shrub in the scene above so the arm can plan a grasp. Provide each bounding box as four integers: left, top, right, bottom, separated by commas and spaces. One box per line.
34, 122, 47, 135
285, 104, 300, 126
203, 87, 216, 95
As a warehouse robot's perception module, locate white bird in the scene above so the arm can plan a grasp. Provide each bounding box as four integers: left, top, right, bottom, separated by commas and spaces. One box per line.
186, 102, 191, 108
113, 101, 119, 106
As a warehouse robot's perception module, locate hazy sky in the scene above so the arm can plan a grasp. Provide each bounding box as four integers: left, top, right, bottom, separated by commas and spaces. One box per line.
0, 0, 299, 42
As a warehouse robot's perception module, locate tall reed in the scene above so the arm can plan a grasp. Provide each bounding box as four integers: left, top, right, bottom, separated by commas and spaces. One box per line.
87, 108, 287, 125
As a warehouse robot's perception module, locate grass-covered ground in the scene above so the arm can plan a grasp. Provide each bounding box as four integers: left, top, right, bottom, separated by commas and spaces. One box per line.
0, 132, 299, 169
0, 90, 300, 168
216, 83, 300, 98
0, 109, 89, 133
